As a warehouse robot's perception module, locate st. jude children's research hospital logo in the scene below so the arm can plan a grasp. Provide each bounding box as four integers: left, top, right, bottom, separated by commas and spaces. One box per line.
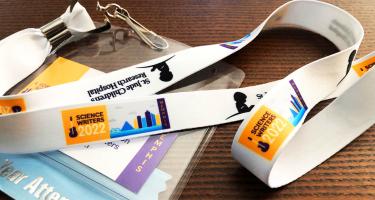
62, 98, 171, 145
238, 79, 308, 160
226, 92, 255, 120
137, 56, 175, 82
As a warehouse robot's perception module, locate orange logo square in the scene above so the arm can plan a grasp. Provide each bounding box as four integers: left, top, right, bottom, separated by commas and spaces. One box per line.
238, 105, 294, 160
352, 56, 375, 77
0, 99, 26, 115
61, 105, 110, 145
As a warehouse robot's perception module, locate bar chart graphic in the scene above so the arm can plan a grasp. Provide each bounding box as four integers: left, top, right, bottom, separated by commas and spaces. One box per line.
220, 33, 251, 50
110, 98, 170, 138
288, 79, 308, 126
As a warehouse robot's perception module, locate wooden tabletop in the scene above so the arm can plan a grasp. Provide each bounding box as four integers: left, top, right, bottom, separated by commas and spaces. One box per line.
0, 0, 374, 199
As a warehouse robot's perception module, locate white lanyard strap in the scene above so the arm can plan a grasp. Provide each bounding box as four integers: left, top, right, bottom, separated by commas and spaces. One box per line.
0, 0, 373, 188
0, 0, 364, 151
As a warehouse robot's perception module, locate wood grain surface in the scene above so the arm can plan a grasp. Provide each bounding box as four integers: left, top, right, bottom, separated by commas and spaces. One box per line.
0, 0, 374, 199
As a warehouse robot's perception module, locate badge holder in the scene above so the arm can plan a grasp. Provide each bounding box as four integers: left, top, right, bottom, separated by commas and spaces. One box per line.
2, 22, 245, 200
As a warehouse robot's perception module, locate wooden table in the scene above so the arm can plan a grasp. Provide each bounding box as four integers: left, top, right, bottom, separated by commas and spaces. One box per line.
0, 0, 374, 199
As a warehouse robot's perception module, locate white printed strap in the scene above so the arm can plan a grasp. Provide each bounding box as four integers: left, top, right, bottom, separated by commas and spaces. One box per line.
0, 0, 373, 188
0, 2, 96, 95
0, 0, 363, 149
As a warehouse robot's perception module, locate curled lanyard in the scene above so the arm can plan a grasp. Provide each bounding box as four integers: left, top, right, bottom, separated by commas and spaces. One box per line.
0, 0, 374, 188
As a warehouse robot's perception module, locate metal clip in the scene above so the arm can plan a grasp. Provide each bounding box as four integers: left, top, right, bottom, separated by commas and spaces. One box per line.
39, 0, 79, 50
96, 2, 169, 50
40, 18, 72, 51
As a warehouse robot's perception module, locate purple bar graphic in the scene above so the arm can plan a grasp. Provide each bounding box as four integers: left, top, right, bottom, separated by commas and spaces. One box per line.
289, 79, 308, 109
220, 44, 238, 50
137, 116, 143, 128
157, 98, 171, 129
116, 133, 178, 193
145, 111, 152, 127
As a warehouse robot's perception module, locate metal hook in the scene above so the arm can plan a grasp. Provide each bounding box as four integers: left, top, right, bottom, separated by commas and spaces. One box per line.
96, 1, 169, 50
96, 2, 123, 18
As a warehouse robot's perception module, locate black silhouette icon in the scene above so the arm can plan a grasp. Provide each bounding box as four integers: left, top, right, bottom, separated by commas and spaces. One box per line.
138, 56, 175, 82
68, 116, 78, 138
248, 137, 270, 152
226, 92, 255, 120
11, 106, 22, 113
337, 49, 357, 85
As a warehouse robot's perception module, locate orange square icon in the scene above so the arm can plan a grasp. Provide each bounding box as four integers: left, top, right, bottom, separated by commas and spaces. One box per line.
352, 56, 375, 77
61, 105, 111, 145
0, 99, 26, 115
238, 105, 294, 160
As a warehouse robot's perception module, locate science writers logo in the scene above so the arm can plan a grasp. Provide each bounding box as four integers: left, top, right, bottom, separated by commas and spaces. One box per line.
237, 79, 307, 160
61, 105, 111, 145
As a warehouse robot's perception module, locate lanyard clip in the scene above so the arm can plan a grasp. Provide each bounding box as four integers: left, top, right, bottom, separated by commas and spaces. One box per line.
40, 18, 72, 51
97, 2, 168, 50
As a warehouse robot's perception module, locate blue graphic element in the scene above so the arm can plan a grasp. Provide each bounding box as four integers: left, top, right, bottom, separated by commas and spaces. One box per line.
137, 116, 142, 128
111, 126, 163, 138
220, 33, 252, 49
289, 107, 298, 117
0, 154, 120, 200
146, 111, 153, 127
228, 34, 251, 45
290, 95, 306, 126
141, 118, 147, 128
288, 80, 308, 127
0, 152, 171, 200
110, 99, 170, 138
151, 114, 156, 126
111, 110, 164, 138
121, 121, 133, 131
291, 95, 302, 110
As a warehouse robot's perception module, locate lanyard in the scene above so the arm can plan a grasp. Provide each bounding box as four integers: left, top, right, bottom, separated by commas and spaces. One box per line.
0, 0, 374, 188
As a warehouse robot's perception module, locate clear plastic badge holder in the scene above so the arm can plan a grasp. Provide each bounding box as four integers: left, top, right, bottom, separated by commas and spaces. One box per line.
4, 24, 245, 200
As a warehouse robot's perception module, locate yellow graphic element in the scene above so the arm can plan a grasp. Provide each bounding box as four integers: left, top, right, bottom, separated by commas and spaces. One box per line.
20, 57, 89, 93
155, 114, 161, 125
0, 99, 26, 115
133, 119, 139, 128
61, 105, 110, 145
352, 56, 375, 77
238, 106, 294, 160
